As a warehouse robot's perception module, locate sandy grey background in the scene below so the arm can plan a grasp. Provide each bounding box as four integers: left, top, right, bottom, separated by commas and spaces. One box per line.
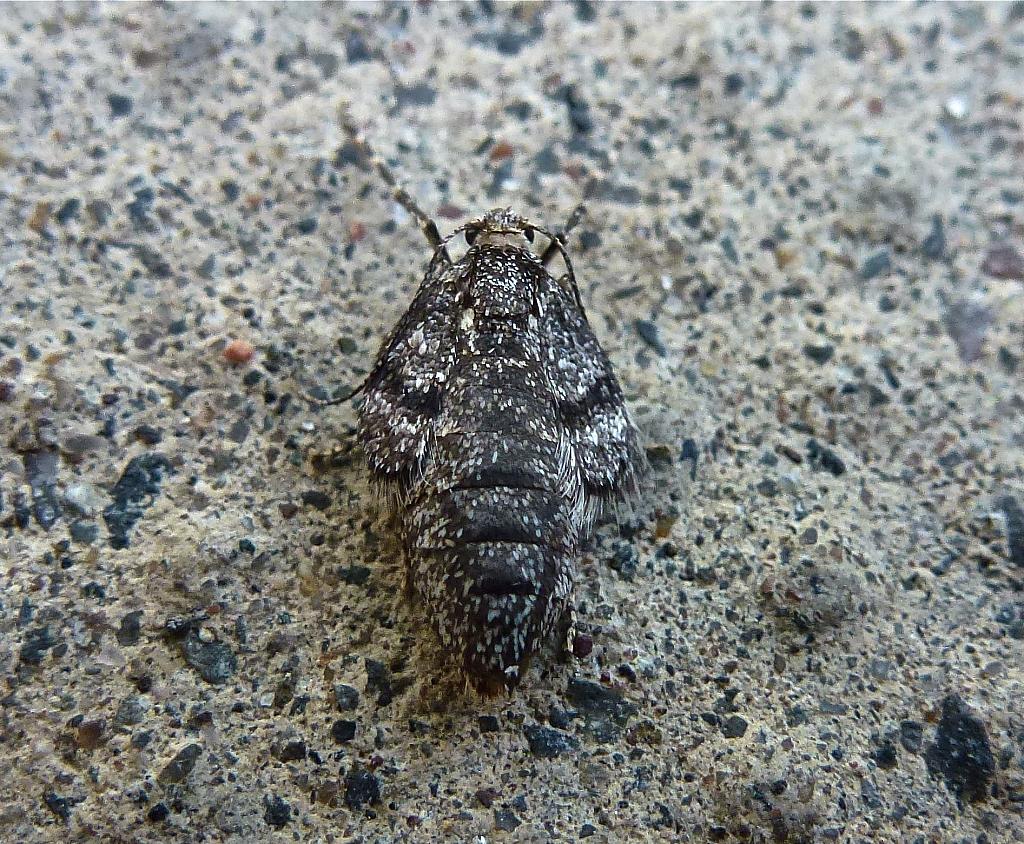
1, 2, 1023, 842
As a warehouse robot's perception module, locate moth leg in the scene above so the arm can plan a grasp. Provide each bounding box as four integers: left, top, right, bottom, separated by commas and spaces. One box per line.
339, 112, 447, 257
540, 204, 586, 267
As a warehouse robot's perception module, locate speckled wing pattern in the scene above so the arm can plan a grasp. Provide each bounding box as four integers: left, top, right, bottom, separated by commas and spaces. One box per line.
356, 211, 640, 695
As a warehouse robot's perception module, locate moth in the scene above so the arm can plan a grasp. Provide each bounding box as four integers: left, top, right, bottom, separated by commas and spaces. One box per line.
327, 125, 641, 695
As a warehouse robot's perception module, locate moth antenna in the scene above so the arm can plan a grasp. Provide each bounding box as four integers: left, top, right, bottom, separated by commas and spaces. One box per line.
296, 371, 368, 409
338, 106, 448, 260
539, 204, 587, 311
539, 204, 586, 266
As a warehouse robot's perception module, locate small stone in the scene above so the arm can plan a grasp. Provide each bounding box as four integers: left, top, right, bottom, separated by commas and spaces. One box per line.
223, 339, 254, 365
69, 520, 99, 544
860, 250, 891, 280
344, 768, 380, 809
157, 743, 202, 785
873, 740, 898, 769
147, 803, 169, 823
981, 241, 1024, 281
580, 823, 598, 837
345, 32, 372, 63
103, 453, 172, 549
634, 320, 667, 356
944, 97, 968, 120
334, 683, 360, 711
20, 625, 56, 665
925, 695, 994, 803
115, 696, 148, 726
295, 217, 318, 234
998, 495, 1024, 567
475, 787, 498, 808
524, 724, 578, 757
302, 489, 332, 511
364, 658, 396, 706
54, 198, 81, 224
807, 439, 846, 476
571, 633, 593, 658
107, 93, 133, 117
802, 343, 835, 364
494, 809, 521, 831
899, 720, 924, 753
43, 791, 71, 822
331, 719, 357, 743
263, 795, 291, 828
133, 424, 162, 445
182, 631, 237, 684
478, 714, 500, 733
721, 715, 748, 738
275, 739, 307, 761
922, 215, 945, 259
116, 610, 143, 646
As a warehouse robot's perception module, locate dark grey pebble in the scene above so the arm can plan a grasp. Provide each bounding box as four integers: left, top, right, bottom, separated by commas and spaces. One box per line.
567, 678, 637, 723
802, 343, 835, 364
146, 803, 169, 823
524, 724, 579, 758
107, 93, 133, 117
334, 683, 360, 711
394, 82, 436, 108
263, 795, 291, 828
43, 790, 71, 822
182, 631, 237, 684
478, 714, 500, 733
924, 695, 994, 803
921, 215, 945, 259
345, 32, 372, 63
998, 495, 1024, 567
68, 518, 98, 544
133, 424, 162, 445
872, 740, 898, 769
301, 489, 332, 511
344, 768, 381, 809
860, 249, 891, 280
275, 739, 307, 761
721, 715, 748, 738
157, 743, 202, 785
115, 696, 148, 726
494, 809, 521, 831
116, 610, 143, 646
807, 439, 846, 476
338, 564, 371, 586
720, 235, 739, 263
103, 453, 172, 549
55, 198, 81, 224
634, 319, 667, 356
331, 720, 356, 743
365, 658, 394, 706
20, 625, 57, 665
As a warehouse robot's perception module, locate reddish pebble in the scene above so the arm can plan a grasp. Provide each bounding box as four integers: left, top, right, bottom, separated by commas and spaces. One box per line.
572, 633, 594, 658
348, 221, 367, 242
223, 339, 254, 365
489, 140, 514, 162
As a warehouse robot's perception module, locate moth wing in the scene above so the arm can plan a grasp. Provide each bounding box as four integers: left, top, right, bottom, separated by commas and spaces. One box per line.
537, 279, 642, 499
358, 262, 458, 489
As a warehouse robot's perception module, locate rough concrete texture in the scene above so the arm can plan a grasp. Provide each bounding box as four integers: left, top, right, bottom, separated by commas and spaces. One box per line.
2, 2, 1023, 842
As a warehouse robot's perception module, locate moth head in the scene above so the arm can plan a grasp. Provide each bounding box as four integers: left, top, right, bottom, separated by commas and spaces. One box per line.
463, 207, 537, 248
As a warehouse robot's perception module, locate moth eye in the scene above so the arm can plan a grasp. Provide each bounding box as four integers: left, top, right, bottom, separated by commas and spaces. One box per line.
465, 227, 479, 245
523, 227, 535, 243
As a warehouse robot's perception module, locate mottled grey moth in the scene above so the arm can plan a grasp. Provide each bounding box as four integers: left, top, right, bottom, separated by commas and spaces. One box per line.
330, 126, 641, 695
